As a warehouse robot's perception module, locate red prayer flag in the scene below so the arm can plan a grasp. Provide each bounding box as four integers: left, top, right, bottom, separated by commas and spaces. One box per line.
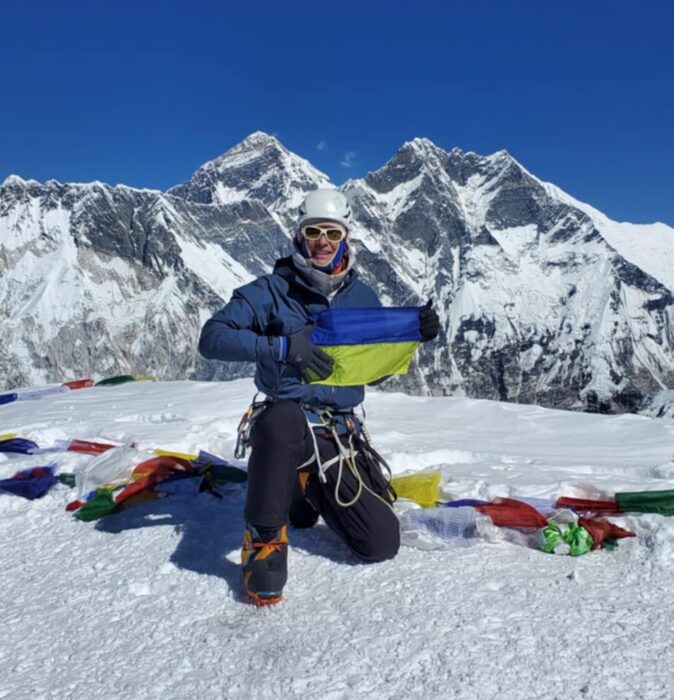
63, 379, 94, 390
473, 498, 549, 529
556, 497, 620, 514
67, 439, 117, 455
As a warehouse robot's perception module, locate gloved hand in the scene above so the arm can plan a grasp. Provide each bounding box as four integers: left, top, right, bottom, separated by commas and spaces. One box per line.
281, 326, 334, 381
419, 300, 440, 342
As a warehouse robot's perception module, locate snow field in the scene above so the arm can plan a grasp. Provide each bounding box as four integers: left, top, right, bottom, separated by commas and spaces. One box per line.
2, 379, 674, 699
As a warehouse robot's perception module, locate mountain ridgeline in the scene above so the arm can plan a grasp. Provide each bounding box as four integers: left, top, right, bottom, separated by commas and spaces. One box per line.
2, 131, 673, 413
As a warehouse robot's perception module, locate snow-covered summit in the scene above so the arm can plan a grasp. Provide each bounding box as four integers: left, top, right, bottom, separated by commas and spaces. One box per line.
167, 131, 331, 228
2, 174, 26, 187
194, 131, 286, 172
1, 174, 43, 188
2, 378, 674, 697
403, 136, 447, 159
236, 129, 281, 148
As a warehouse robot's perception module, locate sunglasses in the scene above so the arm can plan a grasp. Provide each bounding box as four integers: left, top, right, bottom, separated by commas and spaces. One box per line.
300, 224, 347, 243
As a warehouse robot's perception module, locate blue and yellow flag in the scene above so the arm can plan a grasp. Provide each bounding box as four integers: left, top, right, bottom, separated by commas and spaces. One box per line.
309, 307, 423, 386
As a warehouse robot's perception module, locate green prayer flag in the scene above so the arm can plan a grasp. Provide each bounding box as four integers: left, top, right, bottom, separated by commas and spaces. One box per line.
95, 375, 136, 387
57, 473, 76, 488
615, 489, 674, 516
75, 489, 122, 521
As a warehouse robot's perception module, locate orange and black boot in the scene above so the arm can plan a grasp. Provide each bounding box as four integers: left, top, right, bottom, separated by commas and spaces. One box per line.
241, 524, 288, 606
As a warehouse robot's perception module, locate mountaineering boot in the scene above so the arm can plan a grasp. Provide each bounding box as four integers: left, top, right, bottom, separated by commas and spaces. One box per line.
241, 524, 288, 606
289, 471, 319, 529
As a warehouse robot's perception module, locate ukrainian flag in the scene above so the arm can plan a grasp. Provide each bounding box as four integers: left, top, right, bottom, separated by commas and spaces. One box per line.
309, 307, 423, 386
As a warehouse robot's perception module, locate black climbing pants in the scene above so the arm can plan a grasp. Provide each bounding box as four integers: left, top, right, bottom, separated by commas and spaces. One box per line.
245, 400, 400, 562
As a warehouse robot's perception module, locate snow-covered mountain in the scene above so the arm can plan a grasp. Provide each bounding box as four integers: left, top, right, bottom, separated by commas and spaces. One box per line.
0, 174, 275, 387
167, 131, 331, 233
342, 138, 674, 412
1, 131, 673, 412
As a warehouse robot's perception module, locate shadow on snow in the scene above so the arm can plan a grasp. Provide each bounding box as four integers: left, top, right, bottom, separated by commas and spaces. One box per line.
94, 485, 358, 597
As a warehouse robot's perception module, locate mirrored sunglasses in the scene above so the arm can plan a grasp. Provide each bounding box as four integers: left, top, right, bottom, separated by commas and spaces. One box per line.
300, 224, 347, 243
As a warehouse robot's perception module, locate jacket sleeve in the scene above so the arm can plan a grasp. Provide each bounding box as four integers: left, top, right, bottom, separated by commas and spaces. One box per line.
198, 290, 276, 364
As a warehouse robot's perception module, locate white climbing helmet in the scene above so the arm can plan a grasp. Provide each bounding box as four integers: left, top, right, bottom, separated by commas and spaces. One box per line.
298, 189, 351, 229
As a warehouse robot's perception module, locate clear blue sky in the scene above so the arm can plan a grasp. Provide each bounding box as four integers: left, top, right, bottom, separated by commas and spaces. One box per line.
2, 0, 672, 225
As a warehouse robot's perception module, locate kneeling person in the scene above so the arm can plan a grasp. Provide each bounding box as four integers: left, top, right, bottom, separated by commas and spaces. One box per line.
198, 189, 439, 604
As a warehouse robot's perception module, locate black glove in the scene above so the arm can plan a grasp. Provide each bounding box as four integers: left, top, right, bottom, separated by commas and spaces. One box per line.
285, 326, 334, 381
419, 300, 440, 342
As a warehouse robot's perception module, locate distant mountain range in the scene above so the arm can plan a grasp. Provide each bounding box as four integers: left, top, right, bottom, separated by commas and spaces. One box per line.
2, 131, 673, 412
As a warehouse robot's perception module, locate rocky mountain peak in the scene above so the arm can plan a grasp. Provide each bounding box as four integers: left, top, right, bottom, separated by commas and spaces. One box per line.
1, 174, 47, 192
360, 138, 450, 195
2, 174, 28, 188
403, 136, 446, 158
207, 130, 285, 168
166, 132, 330, 221
238, 129, 281, 148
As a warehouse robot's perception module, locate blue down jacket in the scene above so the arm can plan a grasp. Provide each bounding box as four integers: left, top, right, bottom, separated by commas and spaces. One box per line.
198, 256, 381, 409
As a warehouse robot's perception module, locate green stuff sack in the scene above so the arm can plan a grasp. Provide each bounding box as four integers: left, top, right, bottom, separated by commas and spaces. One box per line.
615, 489, 674, 516
538, 521, 594, 556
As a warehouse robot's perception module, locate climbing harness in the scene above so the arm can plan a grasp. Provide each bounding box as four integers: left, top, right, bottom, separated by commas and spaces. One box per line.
299, 405, 397, 509
235, 398, 397, 509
